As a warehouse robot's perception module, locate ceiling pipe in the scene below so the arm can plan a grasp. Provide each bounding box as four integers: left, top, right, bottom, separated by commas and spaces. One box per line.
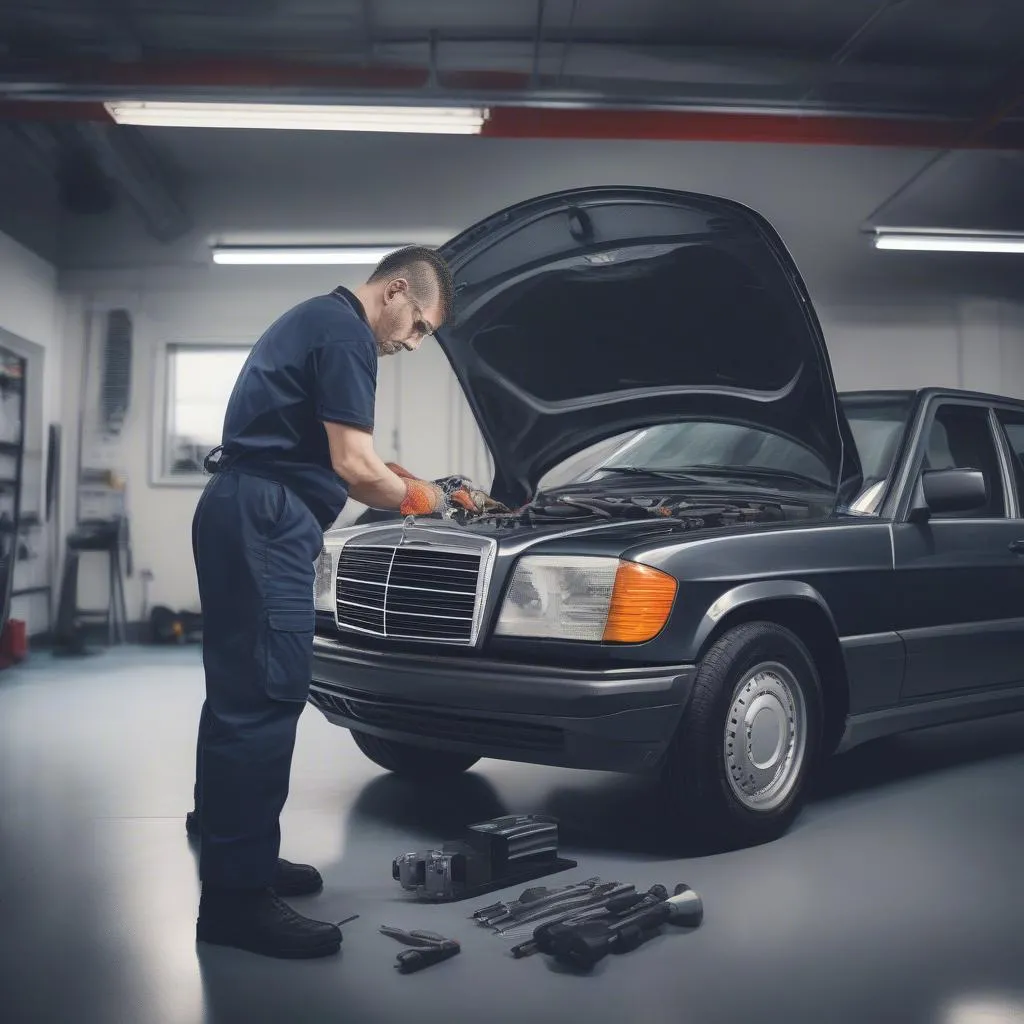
1, 59, 1023, 149
0, 55, 1001, 116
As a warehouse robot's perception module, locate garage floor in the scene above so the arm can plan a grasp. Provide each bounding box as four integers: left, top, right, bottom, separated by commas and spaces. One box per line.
1, 647, 1022, 1024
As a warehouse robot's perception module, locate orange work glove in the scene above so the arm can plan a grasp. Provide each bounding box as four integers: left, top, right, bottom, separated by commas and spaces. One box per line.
397, 478, 509, 517
398, 478, 492, 517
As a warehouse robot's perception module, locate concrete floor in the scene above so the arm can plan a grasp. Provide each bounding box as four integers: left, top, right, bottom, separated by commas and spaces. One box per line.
1, 647, 1023, 1024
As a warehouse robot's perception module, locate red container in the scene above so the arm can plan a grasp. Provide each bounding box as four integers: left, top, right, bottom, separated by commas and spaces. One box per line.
0, 618, 28, 667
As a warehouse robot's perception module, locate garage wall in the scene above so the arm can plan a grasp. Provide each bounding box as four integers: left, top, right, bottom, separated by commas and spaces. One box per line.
56, 134, 1024, 615
0, 228, 67, 636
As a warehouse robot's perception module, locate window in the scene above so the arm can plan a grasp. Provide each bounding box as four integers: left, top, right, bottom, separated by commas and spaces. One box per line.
156, 343, 251, 483
838, 392, 914, 516
595, 420, 833, 486
539, 420, 835, 494
921, 403, 1004, 518
839, 393, 913, 486
994, 409, 1024, 513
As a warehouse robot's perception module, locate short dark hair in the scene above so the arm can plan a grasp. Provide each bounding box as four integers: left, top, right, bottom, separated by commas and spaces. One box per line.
368, 245, 454, 324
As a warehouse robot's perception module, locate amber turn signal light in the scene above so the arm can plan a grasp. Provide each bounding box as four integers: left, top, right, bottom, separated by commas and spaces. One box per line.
603, 560, 678, 643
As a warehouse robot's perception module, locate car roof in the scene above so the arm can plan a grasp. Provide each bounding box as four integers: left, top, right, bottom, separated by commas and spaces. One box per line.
839, 386, 1024, 409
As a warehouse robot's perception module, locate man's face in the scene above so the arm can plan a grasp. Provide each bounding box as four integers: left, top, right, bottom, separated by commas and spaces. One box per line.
374, 279, 443, 357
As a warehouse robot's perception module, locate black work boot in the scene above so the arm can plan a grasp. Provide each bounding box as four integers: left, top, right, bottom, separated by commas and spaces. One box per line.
186, 813, 324, 897
196, 885, 342, 959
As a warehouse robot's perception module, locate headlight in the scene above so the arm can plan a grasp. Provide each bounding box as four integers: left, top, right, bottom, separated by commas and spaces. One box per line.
495, 555, 677, 643
314, 545, 335, 613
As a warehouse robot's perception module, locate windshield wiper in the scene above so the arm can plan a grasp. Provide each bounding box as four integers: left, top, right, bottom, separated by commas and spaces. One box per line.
673, 465, 832, 490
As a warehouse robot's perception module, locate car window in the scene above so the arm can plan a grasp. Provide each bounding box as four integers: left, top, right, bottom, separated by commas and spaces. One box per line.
994, 410, 1024, 514
922, 403, 1005, 519
838, 394, 913, 485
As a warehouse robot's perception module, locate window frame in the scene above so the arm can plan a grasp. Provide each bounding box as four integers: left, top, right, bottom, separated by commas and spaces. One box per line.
990, 403, 1024, 520
149, 337, 252, 488
837, 391, 917, 518
892, 395, 1016, 523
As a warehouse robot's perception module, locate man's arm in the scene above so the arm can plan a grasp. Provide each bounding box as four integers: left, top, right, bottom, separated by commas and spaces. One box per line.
322, 421, 408, 509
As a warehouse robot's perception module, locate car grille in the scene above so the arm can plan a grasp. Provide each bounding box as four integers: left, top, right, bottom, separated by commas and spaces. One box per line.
309, 688, 565, 752
335, 543, 482, 644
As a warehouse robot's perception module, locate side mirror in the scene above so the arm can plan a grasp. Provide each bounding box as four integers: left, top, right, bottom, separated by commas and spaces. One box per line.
909, 468, 987, 522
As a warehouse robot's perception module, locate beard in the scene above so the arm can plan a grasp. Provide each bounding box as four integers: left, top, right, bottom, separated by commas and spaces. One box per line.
374, 306, 405, 357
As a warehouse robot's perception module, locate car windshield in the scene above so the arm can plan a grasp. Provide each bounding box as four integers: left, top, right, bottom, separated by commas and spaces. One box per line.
583, 422, 836, 491
545, 392, 914, 506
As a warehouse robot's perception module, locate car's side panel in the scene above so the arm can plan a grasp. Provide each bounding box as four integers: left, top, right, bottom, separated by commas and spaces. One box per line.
891, 520, 1024, 696
886, 396, 1024, 698
628, 519, 897, 648
621, 518, 907, 711
837, 632, 907, 713
836, 683, 1024, 752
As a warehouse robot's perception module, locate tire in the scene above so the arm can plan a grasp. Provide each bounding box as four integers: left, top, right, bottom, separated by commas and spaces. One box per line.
660, 621, 823, 851
350, 729, 480, 777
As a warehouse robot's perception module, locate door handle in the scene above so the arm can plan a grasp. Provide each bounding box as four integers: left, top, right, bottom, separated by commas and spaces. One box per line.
1009, 540, 1024, 554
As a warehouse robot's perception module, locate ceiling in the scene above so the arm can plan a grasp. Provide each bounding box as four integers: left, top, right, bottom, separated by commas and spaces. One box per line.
0, 0, 1023, 117
1, 0, 1022, 255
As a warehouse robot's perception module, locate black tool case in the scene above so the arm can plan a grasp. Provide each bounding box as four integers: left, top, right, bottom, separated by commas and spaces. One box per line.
393, 814, 577, 902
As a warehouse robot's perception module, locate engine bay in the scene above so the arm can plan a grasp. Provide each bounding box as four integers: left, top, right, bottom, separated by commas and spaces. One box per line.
452, 489, 793, 532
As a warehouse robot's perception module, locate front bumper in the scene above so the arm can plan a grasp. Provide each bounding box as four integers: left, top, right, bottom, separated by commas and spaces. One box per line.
309, 635, 695, 774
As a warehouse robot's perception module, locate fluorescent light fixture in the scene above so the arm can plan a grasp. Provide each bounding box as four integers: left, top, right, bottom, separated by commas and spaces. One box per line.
211, 245, 408, 266
105, 101, 489, 134
874, 231, 1024, 253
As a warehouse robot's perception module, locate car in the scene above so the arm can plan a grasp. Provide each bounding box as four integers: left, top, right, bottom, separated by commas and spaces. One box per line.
307, 185, 1024, 851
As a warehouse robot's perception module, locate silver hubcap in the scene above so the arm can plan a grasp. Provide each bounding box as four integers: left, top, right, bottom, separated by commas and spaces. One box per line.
723, 662, 807, 812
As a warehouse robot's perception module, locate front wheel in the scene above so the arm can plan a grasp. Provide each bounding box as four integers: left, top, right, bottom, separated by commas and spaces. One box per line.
659, 621, 823, 851
350, 730, 480, 777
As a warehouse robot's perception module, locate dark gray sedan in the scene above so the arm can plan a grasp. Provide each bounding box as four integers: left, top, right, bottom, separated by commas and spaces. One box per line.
308, 186, 1024, 850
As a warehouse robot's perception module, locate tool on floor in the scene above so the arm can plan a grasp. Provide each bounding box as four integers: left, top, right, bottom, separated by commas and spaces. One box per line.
492, 882, 634, 934
392, 814, 577, 902
545, 885, 704, 971
380, 926, 461, 973
473, 876, 603, 924
334, 914, 360, 927
509, 884, 670, 958
475, 877, 612, 929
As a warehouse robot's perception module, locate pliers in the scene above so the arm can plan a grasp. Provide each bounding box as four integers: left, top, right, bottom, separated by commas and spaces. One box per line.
380, 926, 461, 973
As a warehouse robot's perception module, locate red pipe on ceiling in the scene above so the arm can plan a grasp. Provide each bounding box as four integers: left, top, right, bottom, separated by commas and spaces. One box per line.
483, 107, 1024, 147
1, 60, 1022, 149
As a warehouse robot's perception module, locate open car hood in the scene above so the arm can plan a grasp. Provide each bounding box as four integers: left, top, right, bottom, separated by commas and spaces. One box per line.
434, 186, 862, 508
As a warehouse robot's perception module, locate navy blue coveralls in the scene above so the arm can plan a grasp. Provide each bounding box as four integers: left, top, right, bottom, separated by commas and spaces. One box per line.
191, 286, 377, 887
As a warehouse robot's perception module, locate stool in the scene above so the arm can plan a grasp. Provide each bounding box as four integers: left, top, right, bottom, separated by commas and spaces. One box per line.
52, 517, 129, 653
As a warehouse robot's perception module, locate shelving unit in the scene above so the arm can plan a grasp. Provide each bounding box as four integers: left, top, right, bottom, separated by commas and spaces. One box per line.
0, 345, 27, 642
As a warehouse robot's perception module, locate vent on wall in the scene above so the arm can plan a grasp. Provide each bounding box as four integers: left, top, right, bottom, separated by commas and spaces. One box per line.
99, 310, 132, 436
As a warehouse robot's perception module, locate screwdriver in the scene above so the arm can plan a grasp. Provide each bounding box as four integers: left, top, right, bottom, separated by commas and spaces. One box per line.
473, 877, 603, 923
553, 885, 704, 970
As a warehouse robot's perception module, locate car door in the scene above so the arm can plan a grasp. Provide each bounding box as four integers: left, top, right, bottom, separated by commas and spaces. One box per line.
891, 397, 1024, 699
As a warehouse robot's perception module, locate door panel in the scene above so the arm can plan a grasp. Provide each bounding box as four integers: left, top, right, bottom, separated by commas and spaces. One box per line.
893, 520, 1024, 696
894, 401, 1024, 699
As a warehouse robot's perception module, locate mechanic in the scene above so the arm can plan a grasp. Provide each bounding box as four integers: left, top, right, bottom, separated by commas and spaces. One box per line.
185, 246, 500, 960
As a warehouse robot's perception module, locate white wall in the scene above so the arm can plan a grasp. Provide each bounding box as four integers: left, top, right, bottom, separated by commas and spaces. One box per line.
55, 132, 1024, 615
0, 229, 66, 635
57, 264, 490, 614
